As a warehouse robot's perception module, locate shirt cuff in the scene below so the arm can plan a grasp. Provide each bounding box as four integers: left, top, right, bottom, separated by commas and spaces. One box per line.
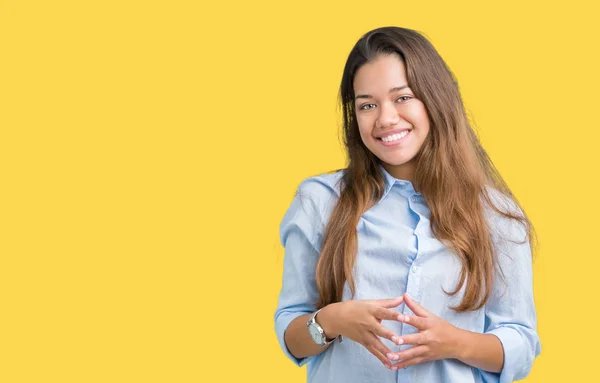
484, 326, 524, 383
275, 311, 312, 367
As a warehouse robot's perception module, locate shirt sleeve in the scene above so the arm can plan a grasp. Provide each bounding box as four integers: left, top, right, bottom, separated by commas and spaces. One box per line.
479, 199, 542, 383
274, 178, 329, 367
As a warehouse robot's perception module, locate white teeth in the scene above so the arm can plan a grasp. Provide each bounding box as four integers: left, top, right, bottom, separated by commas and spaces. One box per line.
381, 131, 409, 142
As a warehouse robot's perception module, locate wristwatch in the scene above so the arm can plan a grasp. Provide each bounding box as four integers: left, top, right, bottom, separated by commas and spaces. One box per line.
307, 309, 338, 347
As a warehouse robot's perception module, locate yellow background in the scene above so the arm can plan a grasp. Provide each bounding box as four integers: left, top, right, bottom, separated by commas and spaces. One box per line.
1, 0, 598, 381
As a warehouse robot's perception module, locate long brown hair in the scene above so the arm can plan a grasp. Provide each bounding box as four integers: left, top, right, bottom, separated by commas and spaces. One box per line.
315, 26, 537, 312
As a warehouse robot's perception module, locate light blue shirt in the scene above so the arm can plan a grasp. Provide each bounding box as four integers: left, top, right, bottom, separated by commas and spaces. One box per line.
274, 165, 541, 383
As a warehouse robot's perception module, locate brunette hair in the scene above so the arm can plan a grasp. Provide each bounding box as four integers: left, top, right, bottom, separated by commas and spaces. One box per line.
315, 26, 537, 312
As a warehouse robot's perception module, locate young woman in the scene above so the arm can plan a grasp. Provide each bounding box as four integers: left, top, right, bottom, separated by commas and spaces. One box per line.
274, 26, 541, 383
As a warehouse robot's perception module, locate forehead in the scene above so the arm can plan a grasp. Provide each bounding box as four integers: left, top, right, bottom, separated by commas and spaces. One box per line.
353, 54, 408, 94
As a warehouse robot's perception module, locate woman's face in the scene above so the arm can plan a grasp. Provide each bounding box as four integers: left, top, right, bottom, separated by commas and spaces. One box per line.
353, 53, 430, 182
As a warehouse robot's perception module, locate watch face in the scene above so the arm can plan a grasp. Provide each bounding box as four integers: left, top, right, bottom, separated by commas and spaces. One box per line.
308, 324, 322, 344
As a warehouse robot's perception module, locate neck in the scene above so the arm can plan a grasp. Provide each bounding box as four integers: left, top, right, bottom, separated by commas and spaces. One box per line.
382, 161, 417, 188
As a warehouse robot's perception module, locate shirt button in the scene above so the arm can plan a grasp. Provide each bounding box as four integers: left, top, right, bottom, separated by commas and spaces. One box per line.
411, 197, 417, 202
412, 265, 418, 273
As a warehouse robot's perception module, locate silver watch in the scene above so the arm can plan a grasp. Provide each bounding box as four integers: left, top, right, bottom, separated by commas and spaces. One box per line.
307, 309, 337, 347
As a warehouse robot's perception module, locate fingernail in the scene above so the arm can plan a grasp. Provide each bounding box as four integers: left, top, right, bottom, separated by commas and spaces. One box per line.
397, 338, 404, 345
386, 353, 394, 359
391, 336, 398, 342
392, 366, 398, 370
404, 315, 410, 322
397, 314, 403, 321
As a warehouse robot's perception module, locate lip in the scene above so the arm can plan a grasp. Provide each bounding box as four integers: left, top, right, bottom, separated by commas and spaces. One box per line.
376, 128, 412, 139
377, 129, 412, 147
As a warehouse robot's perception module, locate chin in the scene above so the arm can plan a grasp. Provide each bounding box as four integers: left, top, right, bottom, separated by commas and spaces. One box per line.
379, 155, 416, 167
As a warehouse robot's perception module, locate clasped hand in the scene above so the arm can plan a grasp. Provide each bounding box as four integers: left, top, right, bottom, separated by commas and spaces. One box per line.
331, 292, 460, 370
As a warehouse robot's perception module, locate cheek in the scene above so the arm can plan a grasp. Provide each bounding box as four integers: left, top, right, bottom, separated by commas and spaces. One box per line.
405, 111, 430, 135
414, 113, 430, 131
420, 118, 431, 136
357, 130, 371, 146
413, 104, 430, 127
356, 121, 372, 140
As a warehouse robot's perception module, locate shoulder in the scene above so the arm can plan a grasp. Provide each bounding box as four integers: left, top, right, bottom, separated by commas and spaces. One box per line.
482, 185, 524, 220
482, 185, 530, 248
295, 169, 344, 208
280, 170, 344, 247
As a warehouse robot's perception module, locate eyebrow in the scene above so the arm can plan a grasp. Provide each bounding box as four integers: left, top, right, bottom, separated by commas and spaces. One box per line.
354, 85, 410, 101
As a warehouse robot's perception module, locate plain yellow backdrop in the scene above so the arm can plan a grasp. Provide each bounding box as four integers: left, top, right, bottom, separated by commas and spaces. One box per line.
1, 0, 598, 382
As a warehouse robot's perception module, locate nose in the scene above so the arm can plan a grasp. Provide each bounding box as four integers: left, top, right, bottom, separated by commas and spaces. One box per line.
376, 101, 400, 128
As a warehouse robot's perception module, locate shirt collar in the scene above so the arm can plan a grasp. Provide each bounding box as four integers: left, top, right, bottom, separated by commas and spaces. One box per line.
378, 163, 420, 198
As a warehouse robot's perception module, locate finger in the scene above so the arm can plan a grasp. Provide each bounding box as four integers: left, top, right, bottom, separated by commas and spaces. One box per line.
396, 332, 426, 346
398, 314, 429, 330
373, 296, 404, 308
394, 355, 427, 370
367, 333, 404, 367
365, 344, 393, 369
403, 293, 431, 317
373, 306, 404, 322
370, 322, 401, 345
367, 332, 394, 355
393, 345, 428, 362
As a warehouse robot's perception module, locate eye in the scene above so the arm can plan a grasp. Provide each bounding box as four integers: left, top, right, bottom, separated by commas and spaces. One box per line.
358, 96, 413, 111
359, 103, 376, 111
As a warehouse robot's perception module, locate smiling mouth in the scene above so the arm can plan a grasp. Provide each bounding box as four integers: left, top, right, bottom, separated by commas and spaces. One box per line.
377, 130, 412, 145
379, 130, 410, 142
